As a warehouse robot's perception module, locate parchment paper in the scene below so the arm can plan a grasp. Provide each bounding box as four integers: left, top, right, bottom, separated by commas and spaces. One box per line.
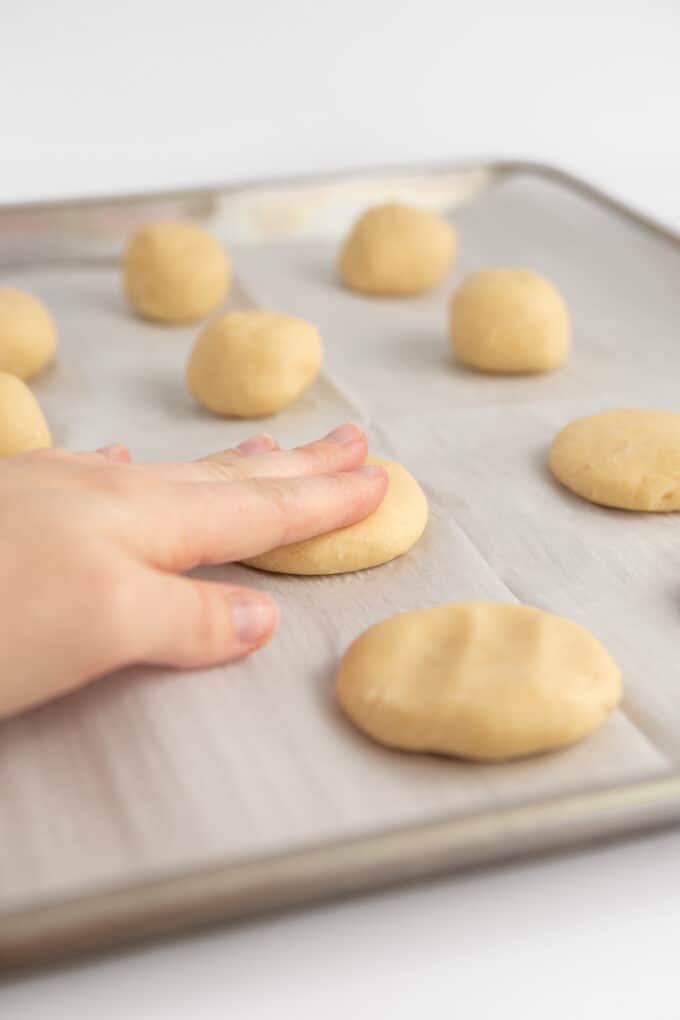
0, 173, 676, 916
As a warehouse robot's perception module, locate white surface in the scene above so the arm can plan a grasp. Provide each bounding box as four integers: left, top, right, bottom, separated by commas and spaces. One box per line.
1, 0, 680, 228
2, 0, 680, 1016
3, 829, 680, 1019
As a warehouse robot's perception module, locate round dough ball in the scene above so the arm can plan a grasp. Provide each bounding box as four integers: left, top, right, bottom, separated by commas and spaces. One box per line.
338, 202, 456, 296
0, 287, 57, 380
549, 408, 680, 511
122, 221, 230, 323
245, 456, 427, 575
337, 602, 621, 761
449, 268, 569, 373
186, 309, 322, 418
0, 372, 51, 458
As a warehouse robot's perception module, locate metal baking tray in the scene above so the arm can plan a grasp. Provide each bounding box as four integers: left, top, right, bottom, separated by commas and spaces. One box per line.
1, 160, 680, 971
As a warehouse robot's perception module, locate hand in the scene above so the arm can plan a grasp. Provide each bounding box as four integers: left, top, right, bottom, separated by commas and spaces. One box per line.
0, 424, 387, 720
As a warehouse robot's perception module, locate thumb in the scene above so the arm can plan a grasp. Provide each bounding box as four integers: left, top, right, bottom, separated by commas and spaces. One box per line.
134, 571, 279, 670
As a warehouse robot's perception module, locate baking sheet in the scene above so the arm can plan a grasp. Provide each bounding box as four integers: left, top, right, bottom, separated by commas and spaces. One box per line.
1, 163, 679, 968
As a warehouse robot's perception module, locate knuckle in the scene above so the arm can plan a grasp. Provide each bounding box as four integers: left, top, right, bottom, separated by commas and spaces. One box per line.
297, 443, 328, 469
185, 582, 224, 661
329, 469, 381, 525
79, 551, 136, 649
251, 478, 296, 543
199, 459, 239, 483
84, 464, 143, 497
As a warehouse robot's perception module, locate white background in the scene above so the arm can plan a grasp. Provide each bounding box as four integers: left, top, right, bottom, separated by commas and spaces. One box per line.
1, 0, 679, 225
2, 1, 680, 1016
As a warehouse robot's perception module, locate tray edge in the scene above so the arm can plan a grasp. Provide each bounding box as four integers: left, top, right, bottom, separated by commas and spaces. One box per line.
2, 771, 680, 973
0, 157, 677, 247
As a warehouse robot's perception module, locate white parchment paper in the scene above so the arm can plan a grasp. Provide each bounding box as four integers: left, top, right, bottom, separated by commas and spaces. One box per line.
0, 173, 676, 913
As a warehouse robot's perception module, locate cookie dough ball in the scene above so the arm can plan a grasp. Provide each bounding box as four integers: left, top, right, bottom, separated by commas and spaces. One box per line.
337, 602, 621, 761
0, 372, 51, 458
187, 310, 322, 418
338, 202, 456, 296
245, 456, 427, 575
122, 221, 230, 323
449, 269, 569, 373
549, 408, 680, 511
0, 288, 57, 380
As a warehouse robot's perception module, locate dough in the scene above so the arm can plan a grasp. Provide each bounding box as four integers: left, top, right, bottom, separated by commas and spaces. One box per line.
338, 202, 456, 296
0, 372, 52, 457
449, 268, 569, 373
337, 602, 621, 761
549, 408, 680, 511
186, 309, 322, 418
0, 287, 57, 380
122, 221, 230, 323
245, 456, 427, 574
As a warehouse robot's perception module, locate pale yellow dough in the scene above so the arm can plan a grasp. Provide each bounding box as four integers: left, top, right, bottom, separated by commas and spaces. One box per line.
449, 268, 569, 373
0, 288, 57, 379
337, 602, 621, 761
123, 221, 230, 323
549, 408, 680, 511
186, 310, 322, 418
245, 456, 427, 575
338, 202, 456, 296
0, 372, 51, 457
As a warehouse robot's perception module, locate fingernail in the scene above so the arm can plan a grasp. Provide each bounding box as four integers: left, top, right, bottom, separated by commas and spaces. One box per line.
97, 444, 131, 462
325, 423, 362, 444
238, 433, 277, 455
231, 596, 278, 644
355, 464, 387, 478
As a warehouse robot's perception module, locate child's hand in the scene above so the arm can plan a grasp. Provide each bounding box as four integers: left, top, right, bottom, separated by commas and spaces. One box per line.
0, 424, 386, 719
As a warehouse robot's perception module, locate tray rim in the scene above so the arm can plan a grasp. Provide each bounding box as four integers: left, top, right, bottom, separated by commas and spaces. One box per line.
3, 771, 680, 972
2, 157, 680, 972
0, 157, 677, 247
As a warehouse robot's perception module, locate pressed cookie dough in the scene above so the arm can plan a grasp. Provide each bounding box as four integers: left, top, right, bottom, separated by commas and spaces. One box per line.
449, 268, 569, 373
336, 602, 621, 761
245, 456, 428, 575
0, 287, 57, 380
123, 221, 230, 323
549, 408, 680, 511
187, 309, 322, 418
0, 372, 52, 457
338, 202, 456, 296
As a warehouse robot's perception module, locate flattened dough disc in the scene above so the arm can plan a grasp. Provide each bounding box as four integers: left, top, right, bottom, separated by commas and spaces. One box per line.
549, 408, 680, 511
244, 456, 428, 575
337, 602, 621, 761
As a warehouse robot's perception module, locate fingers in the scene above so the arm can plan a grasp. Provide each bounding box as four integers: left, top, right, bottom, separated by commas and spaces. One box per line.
137, 433, 280, 481
139, 423, 366, 483
199, 423, 366, 482
96, 444, 132, 463
130, 571, 279, 669
232, 433, 280, 456
10, 446, 132, 468
147, 463, 388, 570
